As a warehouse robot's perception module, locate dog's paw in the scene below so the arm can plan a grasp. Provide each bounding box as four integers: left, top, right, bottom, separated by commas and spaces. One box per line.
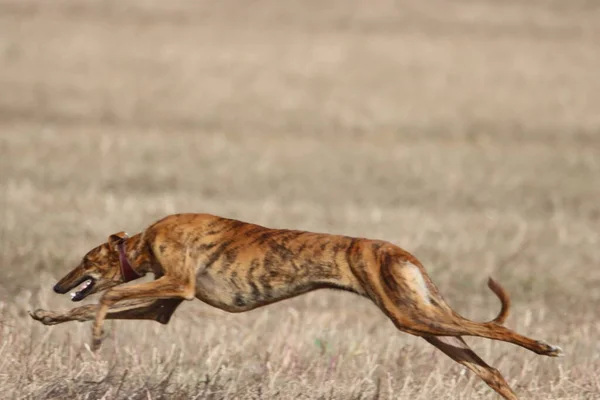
91, 324, 105, 352
536, 340, 564, 357
29, 309, 59, 325
91, 336, 103, 352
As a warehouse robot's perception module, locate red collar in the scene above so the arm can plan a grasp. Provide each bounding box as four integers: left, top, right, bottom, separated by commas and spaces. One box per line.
118, 240, 142, 282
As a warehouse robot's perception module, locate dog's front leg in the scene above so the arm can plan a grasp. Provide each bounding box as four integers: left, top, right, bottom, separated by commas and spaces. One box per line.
92, 275, 194, 351
30, 304, 100, 325
30, 298, 182, 325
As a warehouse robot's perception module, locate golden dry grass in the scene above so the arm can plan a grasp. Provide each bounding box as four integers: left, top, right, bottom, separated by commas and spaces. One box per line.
1, 0, 599, 399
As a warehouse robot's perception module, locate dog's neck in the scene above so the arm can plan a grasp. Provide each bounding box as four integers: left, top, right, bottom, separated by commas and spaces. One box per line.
118, 239, 143, 282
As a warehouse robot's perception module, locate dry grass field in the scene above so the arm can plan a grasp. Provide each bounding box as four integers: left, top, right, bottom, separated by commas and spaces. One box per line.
1, 0, 600, 398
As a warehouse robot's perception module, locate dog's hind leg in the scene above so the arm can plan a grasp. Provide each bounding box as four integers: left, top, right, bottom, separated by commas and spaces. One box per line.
374, 253, 563, 357
424, 335, 518, 400
30, 298, 183, 325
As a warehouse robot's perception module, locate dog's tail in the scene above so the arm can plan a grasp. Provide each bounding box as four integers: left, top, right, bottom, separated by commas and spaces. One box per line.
487, 277, 510, 325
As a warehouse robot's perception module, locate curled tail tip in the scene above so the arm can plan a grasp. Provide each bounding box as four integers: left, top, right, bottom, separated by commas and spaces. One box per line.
487, 277, 503, 295
487, 277, 511, 325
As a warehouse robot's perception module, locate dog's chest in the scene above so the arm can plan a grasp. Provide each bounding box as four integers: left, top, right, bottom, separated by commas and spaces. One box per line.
193, 259, 339, 312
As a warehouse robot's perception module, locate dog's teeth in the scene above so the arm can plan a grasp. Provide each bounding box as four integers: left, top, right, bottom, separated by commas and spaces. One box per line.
70, 292, 76, 298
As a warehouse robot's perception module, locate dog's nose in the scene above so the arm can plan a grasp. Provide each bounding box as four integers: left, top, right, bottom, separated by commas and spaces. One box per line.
53, 283, 62, 293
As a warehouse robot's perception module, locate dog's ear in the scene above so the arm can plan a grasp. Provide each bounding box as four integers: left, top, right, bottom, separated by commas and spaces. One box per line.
108, 231, 129, 251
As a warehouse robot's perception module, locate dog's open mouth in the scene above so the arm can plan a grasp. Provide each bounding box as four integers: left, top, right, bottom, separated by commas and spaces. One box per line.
70, 277, 95, 302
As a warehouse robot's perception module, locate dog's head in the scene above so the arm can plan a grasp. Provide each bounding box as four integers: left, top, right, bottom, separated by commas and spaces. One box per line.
53, 232, 129, 301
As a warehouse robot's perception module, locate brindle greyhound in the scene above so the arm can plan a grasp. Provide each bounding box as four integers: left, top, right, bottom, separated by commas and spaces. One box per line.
30, 213, 563, 399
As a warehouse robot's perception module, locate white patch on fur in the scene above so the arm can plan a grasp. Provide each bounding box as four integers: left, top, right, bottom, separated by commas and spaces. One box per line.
405, 262, 431, 304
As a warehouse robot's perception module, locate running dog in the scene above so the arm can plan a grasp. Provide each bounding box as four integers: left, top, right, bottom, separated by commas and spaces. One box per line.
30, 213, 563, 399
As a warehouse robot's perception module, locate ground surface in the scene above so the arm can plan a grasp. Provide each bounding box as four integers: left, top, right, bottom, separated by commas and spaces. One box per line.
1, 1, 599, 399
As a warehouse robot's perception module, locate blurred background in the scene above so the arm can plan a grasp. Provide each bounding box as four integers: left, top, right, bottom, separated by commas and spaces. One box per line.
1, 1, 599, 399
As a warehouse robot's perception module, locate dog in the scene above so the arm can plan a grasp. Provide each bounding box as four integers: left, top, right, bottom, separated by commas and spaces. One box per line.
30, 213, 563, 399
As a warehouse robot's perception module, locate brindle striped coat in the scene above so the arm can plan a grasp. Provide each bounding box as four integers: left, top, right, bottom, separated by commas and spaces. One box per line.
31, 213, 563, 400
